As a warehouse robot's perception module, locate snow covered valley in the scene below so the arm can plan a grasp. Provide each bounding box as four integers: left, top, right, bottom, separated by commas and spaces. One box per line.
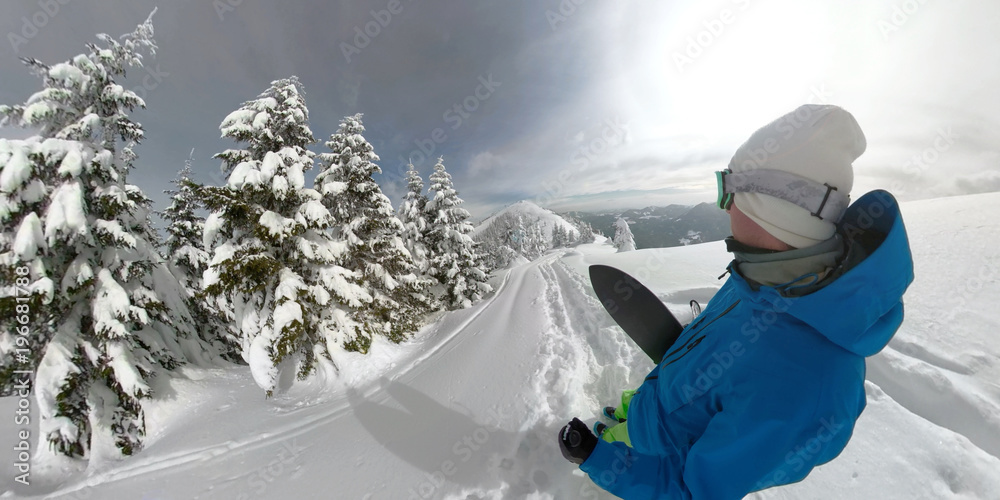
3, 192, 1000, 499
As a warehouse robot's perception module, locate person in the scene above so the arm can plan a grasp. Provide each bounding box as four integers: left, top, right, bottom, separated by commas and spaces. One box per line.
558, 104, 914, 499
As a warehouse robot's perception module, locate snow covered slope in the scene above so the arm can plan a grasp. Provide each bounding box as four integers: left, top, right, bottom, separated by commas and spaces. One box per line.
2, 192, 999, 499
474, 200, 581, 241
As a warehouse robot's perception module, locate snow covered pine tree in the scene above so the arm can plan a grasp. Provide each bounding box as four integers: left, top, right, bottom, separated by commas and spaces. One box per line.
613, 216, 637, 252
0, 10, 212, 458
525, 221, 548, 259
424, 158, 492, 309
160, 151, 239, 361
398, 163, 431, 275
574, 219, 597, 245
315, 114, 433, 352
552, 224, 568, 248
473, 211, 521, 270
201, 78, 367, 396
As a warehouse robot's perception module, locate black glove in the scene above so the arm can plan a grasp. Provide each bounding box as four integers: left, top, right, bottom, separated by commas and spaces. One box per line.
559, 417, 598, 465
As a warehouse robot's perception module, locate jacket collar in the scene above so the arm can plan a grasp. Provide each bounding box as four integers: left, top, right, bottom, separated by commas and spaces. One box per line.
728, 234, 845, 292
726, 190, 915, 357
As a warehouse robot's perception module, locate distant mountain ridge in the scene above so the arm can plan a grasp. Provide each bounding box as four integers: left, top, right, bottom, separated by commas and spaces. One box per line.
567, 202, 731, 249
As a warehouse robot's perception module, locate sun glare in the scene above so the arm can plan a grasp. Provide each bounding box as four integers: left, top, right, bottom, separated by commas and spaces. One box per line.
618, 1, 838, 143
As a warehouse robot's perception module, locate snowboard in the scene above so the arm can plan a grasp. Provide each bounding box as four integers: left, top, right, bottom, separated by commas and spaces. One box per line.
588, 265, 684, 364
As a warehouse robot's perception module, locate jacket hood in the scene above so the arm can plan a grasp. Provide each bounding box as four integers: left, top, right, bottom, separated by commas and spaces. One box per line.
732, 190, 914, 357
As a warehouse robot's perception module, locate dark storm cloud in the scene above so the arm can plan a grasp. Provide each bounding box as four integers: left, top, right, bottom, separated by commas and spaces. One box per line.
0, 0, 603, 218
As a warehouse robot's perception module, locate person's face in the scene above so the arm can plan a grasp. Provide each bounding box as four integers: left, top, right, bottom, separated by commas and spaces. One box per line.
727, 202, 793, 251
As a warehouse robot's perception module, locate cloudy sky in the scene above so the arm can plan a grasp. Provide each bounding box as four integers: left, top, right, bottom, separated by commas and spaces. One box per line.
2, 0, 998, 219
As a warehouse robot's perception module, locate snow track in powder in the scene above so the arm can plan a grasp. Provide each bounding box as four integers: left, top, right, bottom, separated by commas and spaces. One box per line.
26, 268, 519, 499
461, 252, 653, 500
867, 345, 1000, 460
22, 250, 643, 500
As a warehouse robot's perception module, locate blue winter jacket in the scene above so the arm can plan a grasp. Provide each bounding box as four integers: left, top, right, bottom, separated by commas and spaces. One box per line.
580, 190, 915, 499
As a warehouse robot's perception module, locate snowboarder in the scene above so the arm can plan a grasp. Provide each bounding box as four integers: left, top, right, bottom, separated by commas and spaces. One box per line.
559, 104, 914, 498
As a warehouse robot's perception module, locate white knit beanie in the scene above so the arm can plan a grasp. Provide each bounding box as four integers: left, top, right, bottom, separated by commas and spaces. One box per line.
728, 104, 866, 248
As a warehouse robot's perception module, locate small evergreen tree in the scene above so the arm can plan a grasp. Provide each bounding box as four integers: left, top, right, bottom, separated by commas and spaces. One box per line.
160, 150, 239, 361
524, 220, 547, 259
201, 77, 364, 395
472, 211, 518, 270
316, 114, 432, 352
0, 10, 210, 458
161, 150, 202, 295
561, 214, 596, 246
575, 220, 596, 245
552, 224, 567, 248
424, 158, 491, 309
613, 217, 636, 252
397, 163, 431, 274
510, 217, 527, 256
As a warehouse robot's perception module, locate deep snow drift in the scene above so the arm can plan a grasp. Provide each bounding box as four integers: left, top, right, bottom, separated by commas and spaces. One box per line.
2, 192, 999, 499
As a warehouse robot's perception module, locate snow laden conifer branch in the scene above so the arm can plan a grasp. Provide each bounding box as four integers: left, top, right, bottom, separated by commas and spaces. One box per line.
316, 114, 434, 353
423, 158, 492, 309
0, 10, 213, 459
202, 79, 369, 396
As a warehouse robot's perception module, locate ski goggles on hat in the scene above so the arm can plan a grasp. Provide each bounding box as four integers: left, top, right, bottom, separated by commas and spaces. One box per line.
715, 168, 850, 221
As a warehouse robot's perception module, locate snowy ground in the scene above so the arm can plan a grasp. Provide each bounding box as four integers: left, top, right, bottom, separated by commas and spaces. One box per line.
2, 192, 1000, 499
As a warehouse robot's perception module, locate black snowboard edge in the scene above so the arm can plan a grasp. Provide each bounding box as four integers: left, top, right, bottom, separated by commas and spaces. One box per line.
588, 264, 684, 363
